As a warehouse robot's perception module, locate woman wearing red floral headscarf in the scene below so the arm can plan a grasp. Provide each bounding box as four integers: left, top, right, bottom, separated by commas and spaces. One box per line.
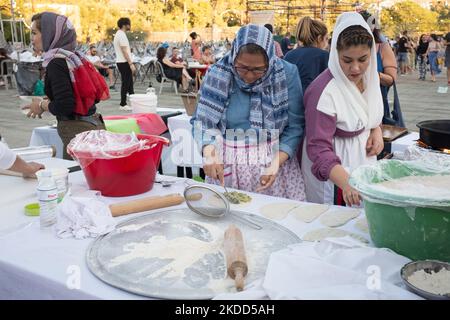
24, 12, 109, 159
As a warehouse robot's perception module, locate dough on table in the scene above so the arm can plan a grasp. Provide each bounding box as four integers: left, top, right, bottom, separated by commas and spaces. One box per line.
319, 208, 361, 227
355, 217, 369, 233
302, 228, 369, 244
259, 202, 298, 220
290, 204, 329, 223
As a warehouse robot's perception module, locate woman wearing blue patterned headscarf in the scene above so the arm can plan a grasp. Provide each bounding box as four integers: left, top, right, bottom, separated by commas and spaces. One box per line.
191, 24, 306, 200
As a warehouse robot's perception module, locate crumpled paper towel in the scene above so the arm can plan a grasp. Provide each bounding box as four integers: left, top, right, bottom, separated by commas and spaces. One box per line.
214, 237, 421, 300
55, 194, 116, 239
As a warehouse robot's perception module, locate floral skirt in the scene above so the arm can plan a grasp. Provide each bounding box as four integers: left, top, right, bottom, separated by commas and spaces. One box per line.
206, 140, 306, 201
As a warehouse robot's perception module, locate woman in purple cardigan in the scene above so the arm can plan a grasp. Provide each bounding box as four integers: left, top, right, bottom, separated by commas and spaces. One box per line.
301, 13, 384, 207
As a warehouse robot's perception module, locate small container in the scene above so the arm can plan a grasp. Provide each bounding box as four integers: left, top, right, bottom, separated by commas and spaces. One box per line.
36, 170, 58, 228
401, 260, 450, 300
36, 167, 69, 202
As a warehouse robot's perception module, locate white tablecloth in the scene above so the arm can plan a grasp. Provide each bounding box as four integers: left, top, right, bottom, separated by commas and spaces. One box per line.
391, 131, 420, 153
0, 157, 384, 299
29, 126, 63, 159
167, 114, 202, 167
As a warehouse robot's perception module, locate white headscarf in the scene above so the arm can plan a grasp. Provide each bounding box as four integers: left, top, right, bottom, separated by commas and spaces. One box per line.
328, 12, 383, 130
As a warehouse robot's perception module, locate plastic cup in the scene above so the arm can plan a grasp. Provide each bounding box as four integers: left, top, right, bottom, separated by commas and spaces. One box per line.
36, 168, 70, 202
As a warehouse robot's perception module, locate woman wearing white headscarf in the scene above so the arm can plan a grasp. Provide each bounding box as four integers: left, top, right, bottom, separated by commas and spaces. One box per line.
301, 12, 384, 206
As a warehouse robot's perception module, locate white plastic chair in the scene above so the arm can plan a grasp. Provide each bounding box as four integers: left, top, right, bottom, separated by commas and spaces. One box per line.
155, 60, 178, 95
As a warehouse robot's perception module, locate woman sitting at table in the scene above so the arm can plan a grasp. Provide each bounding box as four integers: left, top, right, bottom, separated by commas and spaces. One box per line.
23, 12, 108, 160
301, 12, 384, 206
191, 24, 306, 200
157, 46, 194, 93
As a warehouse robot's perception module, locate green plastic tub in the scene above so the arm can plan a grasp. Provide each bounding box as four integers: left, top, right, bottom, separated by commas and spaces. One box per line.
350, 160, 450, 262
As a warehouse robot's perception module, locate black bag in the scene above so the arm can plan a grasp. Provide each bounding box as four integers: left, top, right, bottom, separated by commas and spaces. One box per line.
381, 81, 405, 127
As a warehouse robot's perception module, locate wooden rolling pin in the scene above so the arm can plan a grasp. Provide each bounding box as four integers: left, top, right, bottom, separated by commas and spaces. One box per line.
223, 224, 248, 291
109, 193, 185, 217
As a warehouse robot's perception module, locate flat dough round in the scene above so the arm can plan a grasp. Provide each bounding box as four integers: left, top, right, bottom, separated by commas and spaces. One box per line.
319, 208, 361, 227
355, 217, 369, 233
302, 228, 369, 244
259, 202, 298, 220
290, 204, 329, 223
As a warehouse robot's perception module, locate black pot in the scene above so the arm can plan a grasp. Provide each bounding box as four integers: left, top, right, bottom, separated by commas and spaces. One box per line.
416, 120, 450, 150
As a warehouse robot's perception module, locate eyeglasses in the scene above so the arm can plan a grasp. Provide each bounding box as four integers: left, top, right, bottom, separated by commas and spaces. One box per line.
234, 65, 268, 75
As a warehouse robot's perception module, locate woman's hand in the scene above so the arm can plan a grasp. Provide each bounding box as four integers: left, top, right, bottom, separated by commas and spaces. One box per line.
342, 184, 362, 207
22, 97, 45, 119
256, 163, 279, 192
256, 151, 288, 192
202, 145, 224, 184
366, 126, 384, 157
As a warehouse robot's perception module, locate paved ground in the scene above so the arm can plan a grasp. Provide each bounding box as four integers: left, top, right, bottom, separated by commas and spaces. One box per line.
0, 71, 449, 149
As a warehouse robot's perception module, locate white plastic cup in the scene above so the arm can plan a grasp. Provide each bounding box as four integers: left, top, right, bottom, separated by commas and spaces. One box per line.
36, 168, 69, 202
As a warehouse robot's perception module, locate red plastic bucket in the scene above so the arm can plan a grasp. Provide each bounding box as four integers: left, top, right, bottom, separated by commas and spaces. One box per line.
79, 134, 169, 197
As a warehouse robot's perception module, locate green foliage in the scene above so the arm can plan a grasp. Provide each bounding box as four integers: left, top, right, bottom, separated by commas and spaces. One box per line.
381, 1, 440, 37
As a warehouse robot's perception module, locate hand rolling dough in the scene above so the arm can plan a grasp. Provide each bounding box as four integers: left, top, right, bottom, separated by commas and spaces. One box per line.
259, 202, 298, 220
319, 208, 361, 227
290, 204, 329, 223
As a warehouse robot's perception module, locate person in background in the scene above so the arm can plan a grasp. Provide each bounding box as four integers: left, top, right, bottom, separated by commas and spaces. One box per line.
86, 45, 116, 90
281, 31, 294, 56
157, 46, 194, 93
359, 11, 397, 123
192, 24, 306, 200
0, 141, 44, 177
199, 45, 216, 65
301, 12, 384, 206
264, 24, 284, 58
0, 48, 10, 86
24, 12, 108, 160
397, 31, 409, 75
284, 16, 329, 92
114, 17, 135, 111
427, 34, 442, 82
445, 31, 450, 86
416, 34, 429, 81
190, 32, 202, 61
170, 47, 184, 64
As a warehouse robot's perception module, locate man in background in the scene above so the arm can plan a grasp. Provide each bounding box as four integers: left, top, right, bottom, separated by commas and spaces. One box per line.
114, 17, 135, 111
281, 31, 293, 56
86, 45, 116, 90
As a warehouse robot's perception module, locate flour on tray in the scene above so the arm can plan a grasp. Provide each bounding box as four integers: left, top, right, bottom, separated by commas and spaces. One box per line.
408, 268, 450, 296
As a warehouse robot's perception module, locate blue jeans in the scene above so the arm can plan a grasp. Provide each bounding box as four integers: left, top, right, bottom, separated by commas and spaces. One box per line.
428, 51, 441, 75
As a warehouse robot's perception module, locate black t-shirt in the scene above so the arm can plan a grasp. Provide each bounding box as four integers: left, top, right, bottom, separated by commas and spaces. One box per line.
397, 36, 408, 52
445, 32, 450, 47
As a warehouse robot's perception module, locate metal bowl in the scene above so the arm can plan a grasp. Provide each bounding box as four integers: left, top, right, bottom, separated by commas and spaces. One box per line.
401, 260, 450, 300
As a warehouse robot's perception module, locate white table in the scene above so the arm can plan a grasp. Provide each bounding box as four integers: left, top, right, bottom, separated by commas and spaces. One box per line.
391, 131, 420, 153
0, 158, 376, 299
29, 126, 63, 158
167, 114, 203, 167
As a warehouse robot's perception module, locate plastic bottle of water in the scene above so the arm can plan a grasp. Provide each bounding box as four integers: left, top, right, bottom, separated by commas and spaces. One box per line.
36, 170, 58, 228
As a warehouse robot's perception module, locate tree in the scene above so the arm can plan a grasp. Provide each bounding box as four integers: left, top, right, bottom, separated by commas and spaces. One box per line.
381, 1, 439, 37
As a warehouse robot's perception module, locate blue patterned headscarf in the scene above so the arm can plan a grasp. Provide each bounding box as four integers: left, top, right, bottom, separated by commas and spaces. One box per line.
195, 24, 289, 135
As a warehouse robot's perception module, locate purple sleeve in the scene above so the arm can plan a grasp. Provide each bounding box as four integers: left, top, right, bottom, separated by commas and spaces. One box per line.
305, 107, 341, 181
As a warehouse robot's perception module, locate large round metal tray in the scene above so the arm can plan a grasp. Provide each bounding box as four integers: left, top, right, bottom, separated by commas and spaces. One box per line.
86, 208, 300, 299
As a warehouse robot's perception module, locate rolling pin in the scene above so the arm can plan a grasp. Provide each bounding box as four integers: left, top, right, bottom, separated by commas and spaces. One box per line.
223, 224, 248, 291
109, 193, 185, 217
